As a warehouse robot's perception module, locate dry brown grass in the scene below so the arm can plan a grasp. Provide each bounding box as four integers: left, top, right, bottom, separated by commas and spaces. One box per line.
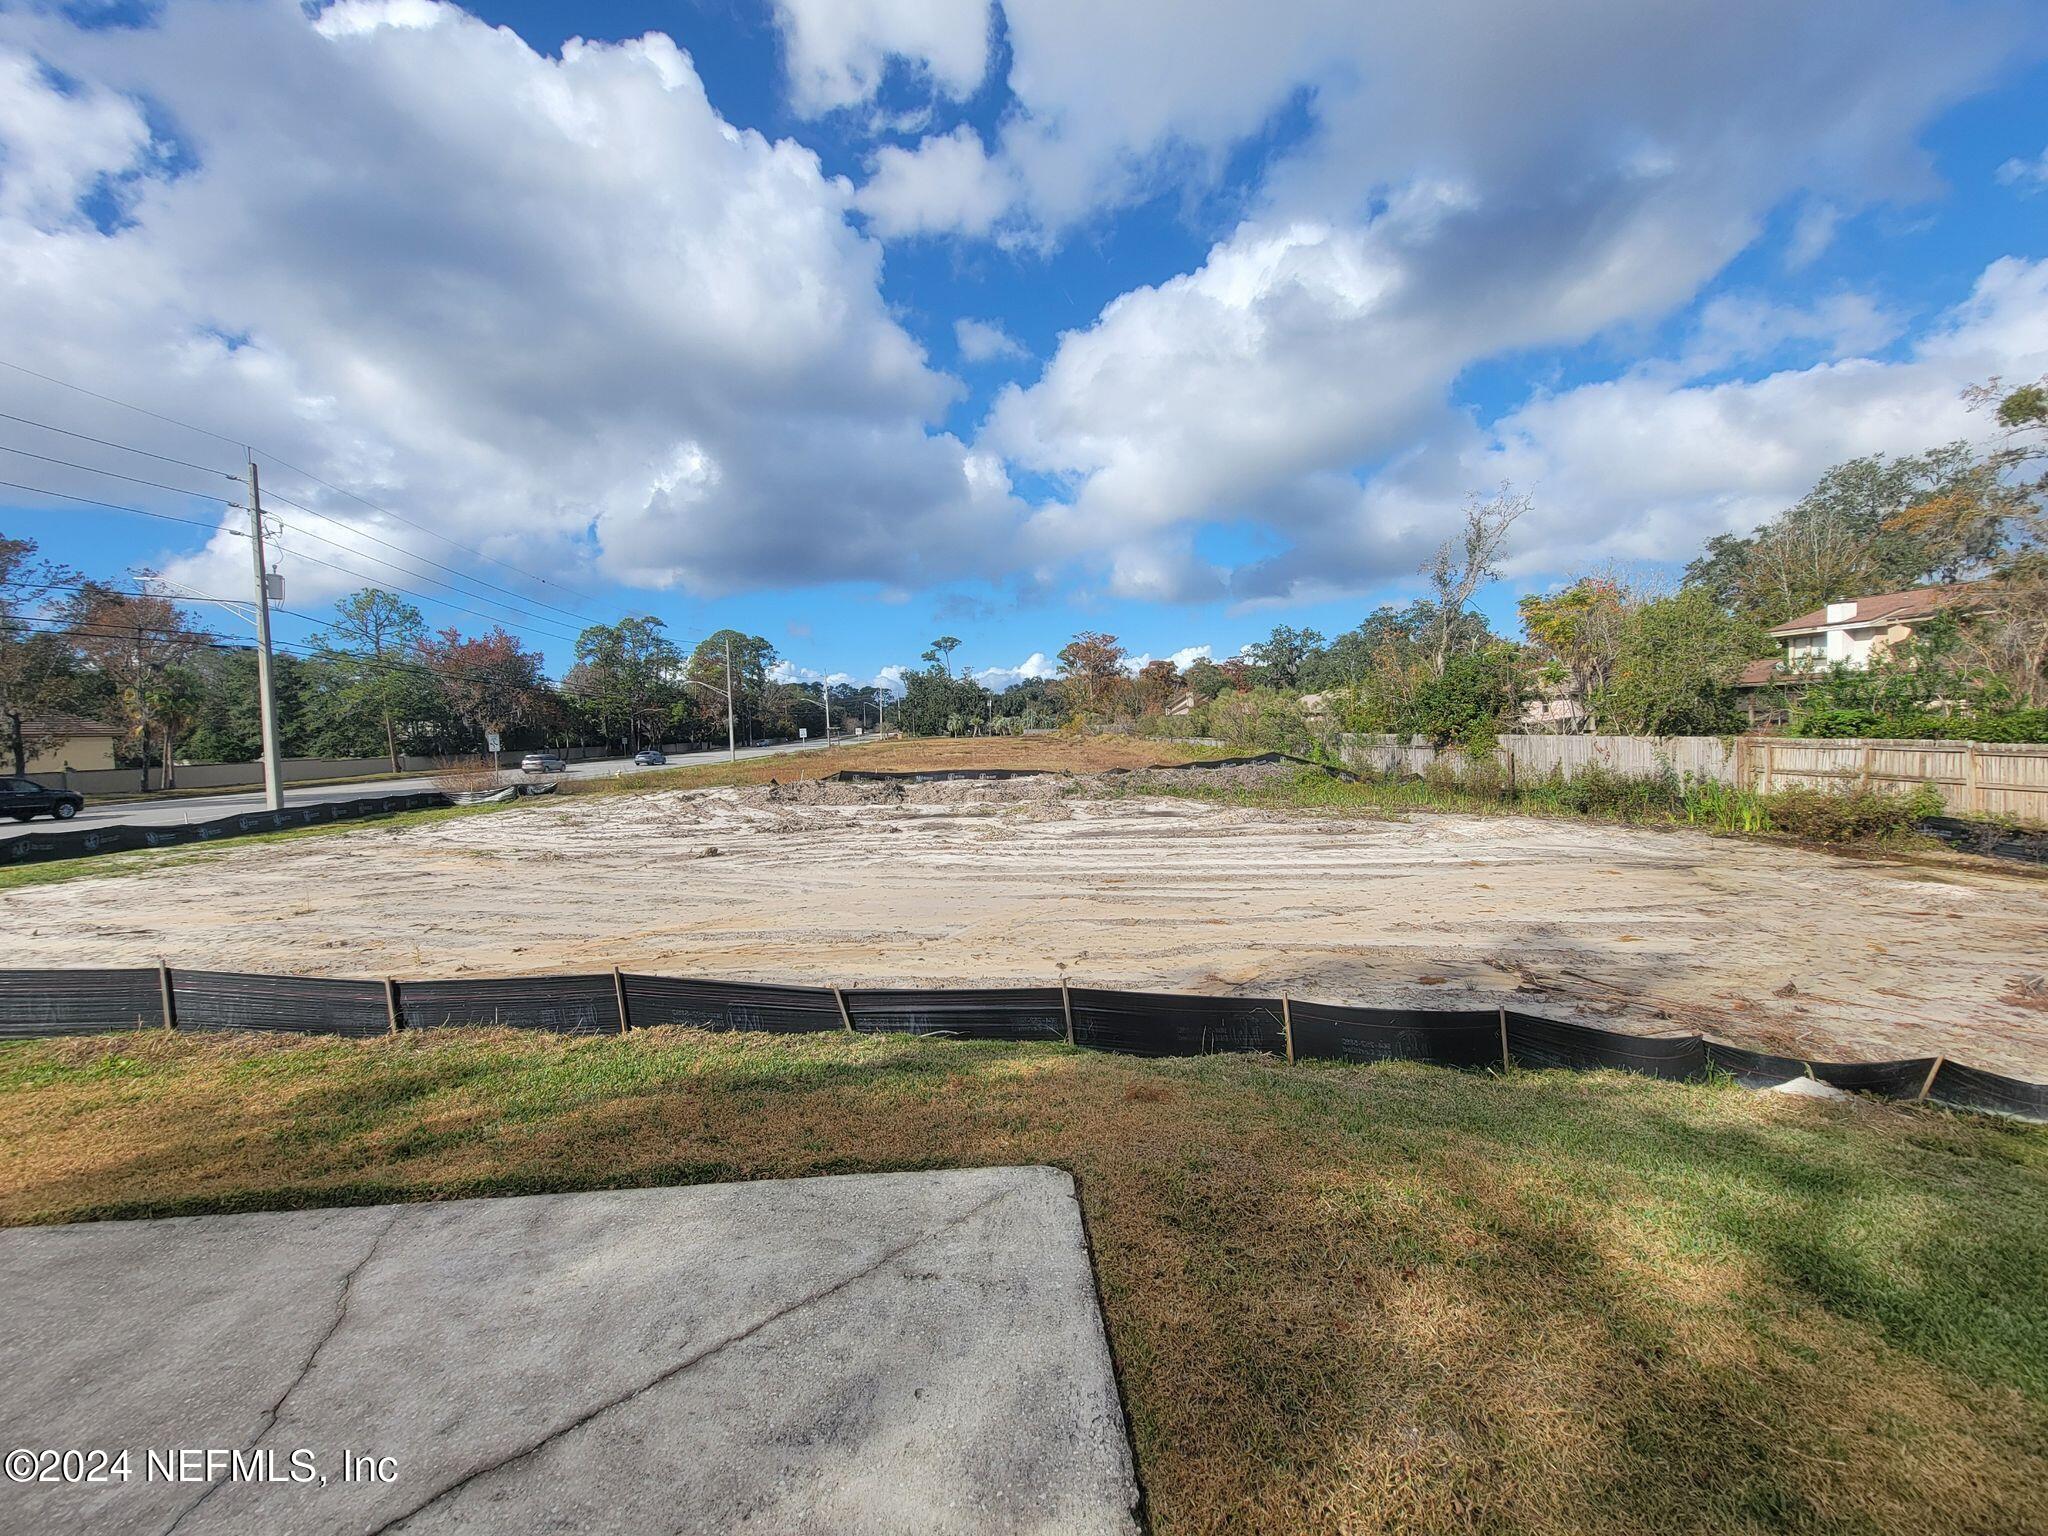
428, 753, 514, 797
568, 733, 1223, 795
4, 1028, 2043, 1535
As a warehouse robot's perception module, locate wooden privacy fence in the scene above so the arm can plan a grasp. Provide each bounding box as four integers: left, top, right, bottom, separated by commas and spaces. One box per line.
1743, 738, 2048, 822
1339, 733, 2048, 823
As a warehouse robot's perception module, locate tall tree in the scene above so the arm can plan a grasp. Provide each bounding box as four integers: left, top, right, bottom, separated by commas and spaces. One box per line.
1420, 485, 1527, 676
1056, 631, 1129, 715
683, 630, 776, 743
417, 625, 549, 751
141, 663, 206, 789
1243, 625, 1326, 688
1594, 589, 1751, 736
568, 615, 681, 751
1517, 575, 1636, 733
60, 583, 204, 789
312, 588, 431, 771
0, 534, 86, 772
1684, 446, 2002, 624
920, 635, 962, 678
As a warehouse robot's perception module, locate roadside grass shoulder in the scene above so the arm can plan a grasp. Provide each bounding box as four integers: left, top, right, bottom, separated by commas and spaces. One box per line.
0, 801, 515, 895
3, 1028, 2043, 1536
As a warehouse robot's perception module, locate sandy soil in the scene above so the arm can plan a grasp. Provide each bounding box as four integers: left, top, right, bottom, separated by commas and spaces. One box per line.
8, 775, 2047, 1076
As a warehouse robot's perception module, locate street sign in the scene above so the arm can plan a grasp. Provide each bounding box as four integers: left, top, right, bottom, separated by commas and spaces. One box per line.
799, 728, 808, 740
485, 730, 502, 753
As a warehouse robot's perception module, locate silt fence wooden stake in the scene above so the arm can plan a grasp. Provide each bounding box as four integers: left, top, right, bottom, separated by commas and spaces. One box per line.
158, 959, 176, 1031
1281, 993, 1294, 1065
1917, 1055, 1946, 1103
832, 984, 854, 1033
384, 978, 401, 1035
1498, 1006, 1510, 1071
613, 966, 631, 1034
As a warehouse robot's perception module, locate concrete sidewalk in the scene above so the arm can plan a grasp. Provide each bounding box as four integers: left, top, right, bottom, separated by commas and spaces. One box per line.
0, 1169, 1140, 1535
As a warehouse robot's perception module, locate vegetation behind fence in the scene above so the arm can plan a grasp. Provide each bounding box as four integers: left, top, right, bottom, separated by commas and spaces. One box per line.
1341, 732, 2048, 823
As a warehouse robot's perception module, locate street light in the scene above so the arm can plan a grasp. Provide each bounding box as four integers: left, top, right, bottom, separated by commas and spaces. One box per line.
680, 636, 738, 763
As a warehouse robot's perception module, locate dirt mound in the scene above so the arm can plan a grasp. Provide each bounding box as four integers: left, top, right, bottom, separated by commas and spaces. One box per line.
736, 774, 1076, 809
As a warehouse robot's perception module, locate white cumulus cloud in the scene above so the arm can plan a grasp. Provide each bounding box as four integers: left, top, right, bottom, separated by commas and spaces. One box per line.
0, 0, 1020, 613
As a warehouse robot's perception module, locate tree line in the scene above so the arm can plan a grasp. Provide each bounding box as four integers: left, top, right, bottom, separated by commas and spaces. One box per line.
0, 562, 888, 780
900, 375, 2048, 749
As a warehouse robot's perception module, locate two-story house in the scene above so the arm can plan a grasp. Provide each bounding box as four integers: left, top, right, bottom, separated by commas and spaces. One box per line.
1734, 584, 1981, 723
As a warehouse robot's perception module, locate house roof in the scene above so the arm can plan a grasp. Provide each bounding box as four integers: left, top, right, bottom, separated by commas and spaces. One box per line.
1735, 658, 1780, 687
1767, 584, 1978, 637
19, 713, 125, 738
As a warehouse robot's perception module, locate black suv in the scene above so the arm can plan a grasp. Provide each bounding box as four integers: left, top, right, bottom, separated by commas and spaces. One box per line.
1, 777, 85, 821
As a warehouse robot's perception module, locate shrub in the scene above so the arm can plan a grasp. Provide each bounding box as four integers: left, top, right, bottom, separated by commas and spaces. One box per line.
1761, 784, 1943, 843
1549, 762, 1686, 819
1791, 707, 2048, 743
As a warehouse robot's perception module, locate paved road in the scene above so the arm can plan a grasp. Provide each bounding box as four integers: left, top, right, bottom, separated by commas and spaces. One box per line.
47, 737, 863, 831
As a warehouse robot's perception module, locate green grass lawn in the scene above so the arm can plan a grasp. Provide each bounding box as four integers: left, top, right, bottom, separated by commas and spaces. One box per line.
4, 1029, 2042, 1535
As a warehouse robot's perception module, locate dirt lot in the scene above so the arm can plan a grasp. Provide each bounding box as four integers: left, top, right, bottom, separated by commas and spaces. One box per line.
8, 761, 2048, 1076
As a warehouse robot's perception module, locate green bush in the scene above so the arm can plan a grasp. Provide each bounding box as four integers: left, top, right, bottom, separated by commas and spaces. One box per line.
1759, 784, 1944, 843
1794, 707, 2048, 743
1545, 763, 1687, 819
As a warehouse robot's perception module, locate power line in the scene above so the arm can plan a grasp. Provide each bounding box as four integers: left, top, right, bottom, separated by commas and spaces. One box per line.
267, 542, 584, 641
0, 357, 245, 448
0, 353, 596, 604
257, 510, 588, 635
2, 432, 591, 635
0, 409, 243, 482
256, 483, 589, 623
0, 442, 242, 505
2, 448, 584, 639
0, 476, 239, 534
252, 453, 595, 606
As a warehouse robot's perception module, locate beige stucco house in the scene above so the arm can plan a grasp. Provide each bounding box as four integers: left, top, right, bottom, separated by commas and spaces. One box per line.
18, 715, 126, 775
1733, 585, 1982, 723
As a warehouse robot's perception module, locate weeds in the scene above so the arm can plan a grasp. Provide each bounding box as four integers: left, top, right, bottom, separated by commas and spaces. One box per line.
1131, 759, 1949, 849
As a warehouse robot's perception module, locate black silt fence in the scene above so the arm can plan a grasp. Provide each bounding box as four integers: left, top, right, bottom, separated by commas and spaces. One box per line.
172, 969, 391, 1038
2, 967, 2042, 1122
1504, 1012, 1709, 1079
1287, 1002, 1502, 1067
1924, 1060, 2048, 1119
825, 768, 1053, 784
400, 975, 620, 1036
0, 791, 451, 868
1809, 1056, 1942, 1099
844, 987, 1068, 1040
0, 967, 162, 1038
618, 975, 843, 1033
1069, 987, 1287, 1057
1702, 1041, 1813, 1087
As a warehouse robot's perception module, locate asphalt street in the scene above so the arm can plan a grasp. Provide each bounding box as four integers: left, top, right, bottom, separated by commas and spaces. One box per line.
40, 737, 862, 831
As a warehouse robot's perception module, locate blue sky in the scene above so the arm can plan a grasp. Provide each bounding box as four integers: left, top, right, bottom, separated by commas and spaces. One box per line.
1, 0, 2045, 693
